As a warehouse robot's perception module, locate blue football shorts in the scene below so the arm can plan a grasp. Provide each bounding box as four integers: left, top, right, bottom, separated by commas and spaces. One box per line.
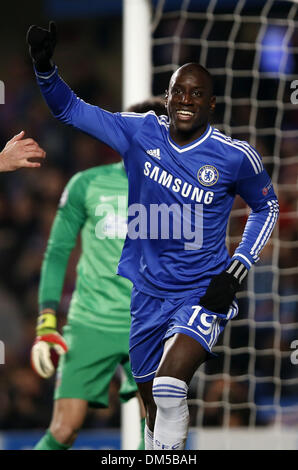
129, 286, 238, 383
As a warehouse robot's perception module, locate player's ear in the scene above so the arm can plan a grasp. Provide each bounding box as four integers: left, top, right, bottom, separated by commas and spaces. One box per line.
210, 95, 216, 113
164, 89, 169, 108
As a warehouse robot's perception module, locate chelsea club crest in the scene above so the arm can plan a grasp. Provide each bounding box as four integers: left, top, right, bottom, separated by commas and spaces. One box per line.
197, 165, 219, 186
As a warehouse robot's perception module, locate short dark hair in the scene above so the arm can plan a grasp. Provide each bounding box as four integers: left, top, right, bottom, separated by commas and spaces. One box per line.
170, 63, 214, 96
127, 97, 167, 116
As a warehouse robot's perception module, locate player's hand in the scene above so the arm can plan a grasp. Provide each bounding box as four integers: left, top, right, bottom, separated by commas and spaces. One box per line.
31, 309, 68, 379
199, 260, 248, 314
26, 21, 57, 72
0, 131, 46, 172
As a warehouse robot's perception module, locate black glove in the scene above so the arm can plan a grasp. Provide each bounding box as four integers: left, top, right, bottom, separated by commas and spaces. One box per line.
26, 21, 57, 73
199, 260, 248, 314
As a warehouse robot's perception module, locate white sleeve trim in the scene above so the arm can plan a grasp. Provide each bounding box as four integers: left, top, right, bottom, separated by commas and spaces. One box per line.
35, 66, 57, 80
232, 254, 252, 267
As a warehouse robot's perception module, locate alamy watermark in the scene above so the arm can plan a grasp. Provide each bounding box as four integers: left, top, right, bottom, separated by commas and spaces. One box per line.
290, 340, 298, 365
0, 341, 4, 364
0, 80, 4, 104
290, 80, 298, 104
94, 196, 204, 250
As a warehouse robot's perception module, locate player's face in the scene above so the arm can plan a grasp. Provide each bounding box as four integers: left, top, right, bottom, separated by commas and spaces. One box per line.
166, 68, 215, 144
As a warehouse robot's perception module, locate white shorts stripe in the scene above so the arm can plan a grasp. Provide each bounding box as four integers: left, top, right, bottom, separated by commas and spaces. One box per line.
168, 325, 211, 349
210, 319, 220, 349
133, 368, 158, 379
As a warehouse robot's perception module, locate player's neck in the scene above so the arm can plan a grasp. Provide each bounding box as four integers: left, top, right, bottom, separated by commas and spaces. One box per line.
169, 123, 209, 147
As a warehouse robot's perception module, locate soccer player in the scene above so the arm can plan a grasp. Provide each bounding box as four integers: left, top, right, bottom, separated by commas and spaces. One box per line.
27, 23, 279, 450
0, 131, 46, 171
31, 98, 165, 451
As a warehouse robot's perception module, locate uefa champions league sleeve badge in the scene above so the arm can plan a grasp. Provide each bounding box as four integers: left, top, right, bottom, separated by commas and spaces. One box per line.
197, 165, 219, 186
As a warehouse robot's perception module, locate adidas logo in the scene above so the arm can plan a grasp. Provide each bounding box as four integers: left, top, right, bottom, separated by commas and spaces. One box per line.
146, 148, 161, 159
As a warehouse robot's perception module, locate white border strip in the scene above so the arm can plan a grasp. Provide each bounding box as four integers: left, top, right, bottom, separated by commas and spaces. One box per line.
133, 368, 158, 379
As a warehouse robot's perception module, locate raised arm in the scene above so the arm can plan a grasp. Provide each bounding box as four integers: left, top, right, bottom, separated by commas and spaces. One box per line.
26, 22, 141, 156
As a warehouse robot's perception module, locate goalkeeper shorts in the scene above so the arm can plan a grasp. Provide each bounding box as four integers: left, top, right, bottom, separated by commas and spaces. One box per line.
54, 320, 137, 408
129, 286, 238, 383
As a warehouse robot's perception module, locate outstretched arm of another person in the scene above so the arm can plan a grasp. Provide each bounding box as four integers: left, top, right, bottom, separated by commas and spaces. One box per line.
0, 131, 45, 172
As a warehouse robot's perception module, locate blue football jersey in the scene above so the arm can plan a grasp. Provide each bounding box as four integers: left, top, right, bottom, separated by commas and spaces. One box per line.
35, 66, 279, 298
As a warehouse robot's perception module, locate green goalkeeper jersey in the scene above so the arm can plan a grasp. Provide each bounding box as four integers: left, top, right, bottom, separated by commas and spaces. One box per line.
39, 163, 132, 332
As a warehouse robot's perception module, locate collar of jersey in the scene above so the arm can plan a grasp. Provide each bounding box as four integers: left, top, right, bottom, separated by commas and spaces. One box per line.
167, 124, 213, 153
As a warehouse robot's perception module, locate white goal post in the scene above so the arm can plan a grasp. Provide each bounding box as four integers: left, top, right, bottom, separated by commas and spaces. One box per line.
122, 0, 152, 110
121, 0, 152, 450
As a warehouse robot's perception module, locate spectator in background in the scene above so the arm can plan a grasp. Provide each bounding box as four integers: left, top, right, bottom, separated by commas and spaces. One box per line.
202, 378, 250, 427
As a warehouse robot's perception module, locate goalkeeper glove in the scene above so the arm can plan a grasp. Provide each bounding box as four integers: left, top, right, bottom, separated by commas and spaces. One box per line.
199, 260, 248, 314
26, 21, 57, 73
31, 308, 68, 379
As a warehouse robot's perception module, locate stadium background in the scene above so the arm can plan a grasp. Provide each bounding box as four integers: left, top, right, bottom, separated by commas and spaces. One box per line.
0, 0, 297, 449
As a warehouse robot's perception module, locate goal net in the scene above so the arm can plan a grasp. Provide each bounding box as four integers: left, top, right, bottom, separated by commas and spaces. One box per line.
149, 0, 298, 449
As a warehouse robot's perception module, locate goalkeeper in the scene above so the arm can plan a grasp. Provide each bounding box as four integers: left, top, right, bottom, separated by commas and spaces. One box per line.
32, 98, 165, 451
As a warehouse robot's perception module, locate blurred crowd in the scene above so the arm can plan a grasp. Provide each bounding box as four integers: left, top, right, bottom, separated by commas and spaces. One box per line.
0, 8, 297, 433
0, 24, 124, 429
